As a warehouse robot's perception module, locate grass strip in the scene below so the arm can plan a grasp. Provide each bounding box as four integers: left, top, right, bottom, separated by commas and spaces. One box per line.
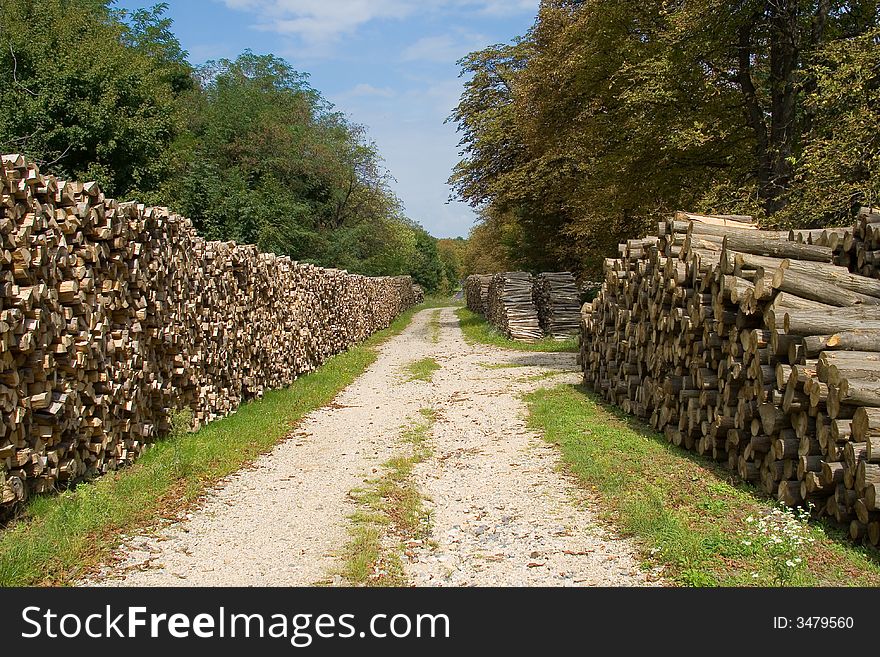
342, 408, 436, 586
525, 384, 880, 587
430, 310, 442, 343
421, 296, 462, 310
517, 370, 567, 383
456, 308, 578, 353
404, 357, 441, 382
0, 302, 427, 587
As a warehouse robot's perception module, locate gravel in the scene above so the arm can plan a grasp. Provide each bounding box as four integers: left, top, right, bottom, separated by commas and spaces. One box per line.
84, 307, 657, 587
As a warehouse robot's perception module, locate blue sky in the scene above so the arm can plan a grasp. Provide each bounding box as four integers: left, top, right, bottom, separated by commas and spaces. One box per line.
114, 0, 540, 238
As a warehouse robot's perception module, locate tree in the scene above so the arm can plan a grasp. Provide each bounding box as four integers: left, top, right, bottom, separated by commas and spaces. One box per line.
437, 237, 468, 291
0, 2, 440, 280
450, 0, 880, 277
462, 217, 514, 275
163, 51, 432, 276
409, 228, 444, 293
0, 0, 187, 199
778, 25, 880, 224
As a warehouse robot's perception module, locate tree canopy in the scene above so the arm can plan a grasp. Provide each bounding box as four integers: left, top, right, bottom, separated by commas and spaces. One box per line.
451, 0, 880, 277
0, 0, 445, 291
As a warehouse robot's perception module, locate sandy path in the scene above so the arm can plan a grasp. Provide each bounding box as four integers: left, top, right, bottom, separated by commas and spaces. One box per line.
87, 307, 654, 587
406, 309, 653, 586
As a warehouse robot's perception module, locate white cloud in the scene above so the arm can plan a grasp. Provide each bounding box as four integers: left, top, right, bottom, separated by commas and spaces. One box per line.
221, 0, 538, 44
474, 0, 539, 17
224, 0, 415, 43
345, 83, 397, 98
401, 32, 488, 63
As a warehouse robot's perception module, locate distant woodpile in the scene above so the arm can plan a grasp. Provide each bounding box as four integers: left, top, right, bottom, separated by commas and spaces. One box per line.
487, 272, 543, 341
533, 272, 581, 338
411, 282, 425, 305
0, 154, 418, 507
465, 271, 580, 341
581, 210, 880, 544
465, 275, 492, 315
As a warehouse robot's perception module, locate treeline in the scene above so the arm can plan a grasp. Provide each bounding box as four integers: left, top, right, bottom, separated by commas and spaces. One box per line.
452, 0, 880, 277
0, 0, 459, 292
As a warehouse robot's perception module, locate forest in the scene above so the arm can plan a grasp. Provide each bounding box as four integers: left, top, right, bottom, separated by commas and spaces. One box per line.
453, 0, 880, 278
3, 0, 878, 284
0, 0, 461, 292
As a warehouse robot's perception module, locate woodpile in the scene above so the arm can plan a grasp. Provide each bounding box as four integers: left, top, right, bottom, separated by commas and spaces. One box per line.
581, 209, 880, 543
854, 207, 880, 279
410, 282, 425, 305
465, 274, 492, 314
0, 154, 417, 508
788, 207, 880, 279
486, 272, 543, 341
533, 272, 581, 338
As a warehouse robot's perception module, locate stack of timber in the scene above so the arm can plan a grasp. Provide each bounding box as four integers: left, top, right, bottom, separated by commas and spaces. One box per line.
0, 154, 418, 508
581, 209, 880, 543
465, 274, 493, 314
411, 283, 425, 305
486, 272, 543, 341
533, 272, 581, 338
855, 207, 880, 279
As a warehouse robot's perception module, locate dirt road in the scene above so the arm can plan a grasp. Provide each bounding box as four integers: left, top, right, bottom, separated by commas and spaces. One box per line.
88, 308, 654, 586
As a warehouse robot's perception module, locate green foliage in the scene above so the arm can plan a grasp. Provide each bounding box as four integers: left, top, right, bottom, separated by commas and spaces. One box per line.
0, 0, 441, 279
778, 26, 880, 225
0, 0, 186, 199
437, 237, 467, 292
450, 1, 880, 276
462, 218, 515, 275
162, 50, 437, 278
407, 228, 444, 292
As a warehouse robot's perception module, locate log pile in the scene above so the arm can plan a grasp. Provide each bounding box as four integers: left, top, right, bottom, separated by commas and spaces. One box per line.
581, 209, 880, 543
855, 207, 880, 279
410, 282, 425, 305
465, 274, 492, 314
486, 272, 543, 341
0, 154, 417, 507
533, 272, 581, 338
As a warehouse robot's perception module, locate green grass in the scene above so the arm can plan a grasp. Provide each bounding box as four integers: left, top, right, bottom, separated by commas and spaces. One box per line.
421, 295, 462, 309
517, 370, 567, 383
430, 310, 442, 343
404, 357, 441, 382
526, 384, 880, 587
0, 302, 428, 587
456, 307, 578, 353
477, 362, 532, 369
341, 408, 436, 586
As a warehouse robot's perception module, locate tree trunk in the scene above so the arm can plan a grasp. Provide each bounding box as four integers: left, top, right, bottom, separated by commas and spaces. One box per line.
765, 0, 800, 214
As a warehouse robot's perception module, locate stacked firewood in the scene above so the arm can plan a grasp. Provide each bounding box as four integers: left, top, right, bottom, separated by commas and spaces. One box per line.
789, 208, 880, 278
533, 272, 581, 338
410, 282, 425, 305
465, 274, 493, 314
581, 209, 880, 543
486, 272, 543, 341
854, 207, 880, 279
0, 154, 417, 507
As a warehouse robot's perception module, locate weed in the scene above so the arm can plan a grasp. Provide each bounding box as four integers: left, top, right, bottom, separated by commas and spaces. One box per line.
404, 357, 440, 382
341, 409, 436, 586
